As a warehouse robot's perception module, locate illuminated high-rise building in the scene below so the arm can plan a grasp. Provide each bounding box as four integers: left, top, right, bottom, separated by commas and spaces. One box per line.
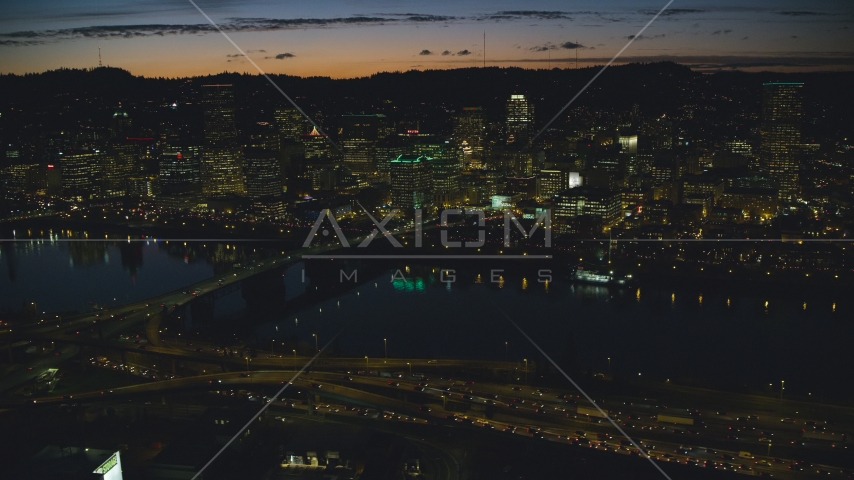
60, 149, 101, 199
157, 151, 201, 211
200, 84, 244, 196
760, 82, 803, 201
201, 147, 244, 197
453, 107, 486, 167
341, 114, 391, 175
274, 107, 306, 142
505, 94, 535, 146
390, 155, 433, 212
302, 126, 331, 160
244, 148, 284, 219
201, 84, 238, 145
109, 105, 133, 139
243, 148, 281, 199
101, 141, 137, 198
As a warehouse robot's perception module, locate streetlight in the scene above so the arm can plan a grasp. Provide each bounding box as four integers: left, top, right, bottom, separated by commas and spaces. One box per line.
384, 338, 387, 361
780, 380, 785, 400
607, 357, 611, 371
271, 339, 275, 356
407, 362, 412, 379
313, 334, 318, 354
365, 356, 369, 372
293, 349, 297, 371
505, 341, 508, 360
523, 358, 528, 385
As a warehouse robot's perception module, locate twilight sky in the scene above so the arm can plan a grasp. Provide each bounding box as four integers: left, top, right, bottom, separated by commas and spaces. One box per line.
1, 0, 852, 78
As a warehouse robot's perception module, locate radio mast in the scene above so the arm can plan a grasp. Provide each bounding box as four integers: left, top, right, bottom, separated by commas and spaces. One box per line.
98, 47, 102, 67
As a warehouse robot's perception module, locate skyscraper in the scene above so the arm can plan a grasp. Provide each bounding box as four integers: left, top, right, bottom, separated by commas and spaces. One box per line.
109, 105, 133, 139
341, 114, 390, 175
453, 107, 485, 167
157, 151, 201, 211
506, 94, 535, 146
60, 149, 101, 199
200, 84, 244, 197
760, 82, 803, 201
243, 148, 281, 199
274, 107, 305, 142
390, 155, 433, 213
244, 148, 284, 219
201, 84, 238, 145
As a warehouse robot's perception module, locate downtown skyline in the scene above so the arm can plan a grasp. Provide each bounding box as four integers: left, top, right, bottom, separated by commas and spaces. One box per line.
1, 0, 853, 78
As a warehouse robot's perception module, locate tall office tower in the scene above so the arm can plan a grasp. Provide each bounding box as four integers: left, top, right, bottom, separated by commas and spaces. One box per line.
157, 151, 201, 211
453, 107, 486, 167
60, 149, 101, 199
302, 126, 331, 160
243, 148, 284, 219
390, 155, 433, 213
274, 107, 305, 142
100, 141, 137, 198
247, 122, 281, 151
375, 136, 410, 177
341, 114, 390, 175
201, 147, 244, 197
432, 158, 460, 207
505, 94, 535, 146
201, 84, 238, 145
200, 84, 244, 196
109, 105, 133, 139
760, 82, 803, 201
243, 148, 281, 199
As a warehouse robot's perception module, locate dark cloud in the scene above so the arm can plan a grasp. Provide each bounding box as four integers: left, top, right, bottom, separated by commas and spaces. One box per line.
379, 13, 457, 22
560, 41, 583, 49
457, 49, 472, 56
419, 49, 433, 55
441, 50, 451, 55
529, 45, 555, 52
264, 52, 295, 59
484, 11, 572, 20
0, 17, 394, 45
627, 34, 666, 41
226, 53, 243, 58
247, 49, 266, 53
779, 11, 823, 16
711, 29, 733, 35
642, 8, 704, 16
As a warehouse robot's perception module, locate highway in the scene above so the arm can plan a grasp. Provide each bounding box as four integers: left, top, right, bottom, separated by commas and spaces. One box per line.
18, 366, 854, 479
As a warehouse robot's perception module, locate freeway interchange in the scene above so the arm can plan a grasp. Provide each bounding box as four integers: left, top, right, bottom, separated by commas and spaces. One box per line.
19, 359, 854, 479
